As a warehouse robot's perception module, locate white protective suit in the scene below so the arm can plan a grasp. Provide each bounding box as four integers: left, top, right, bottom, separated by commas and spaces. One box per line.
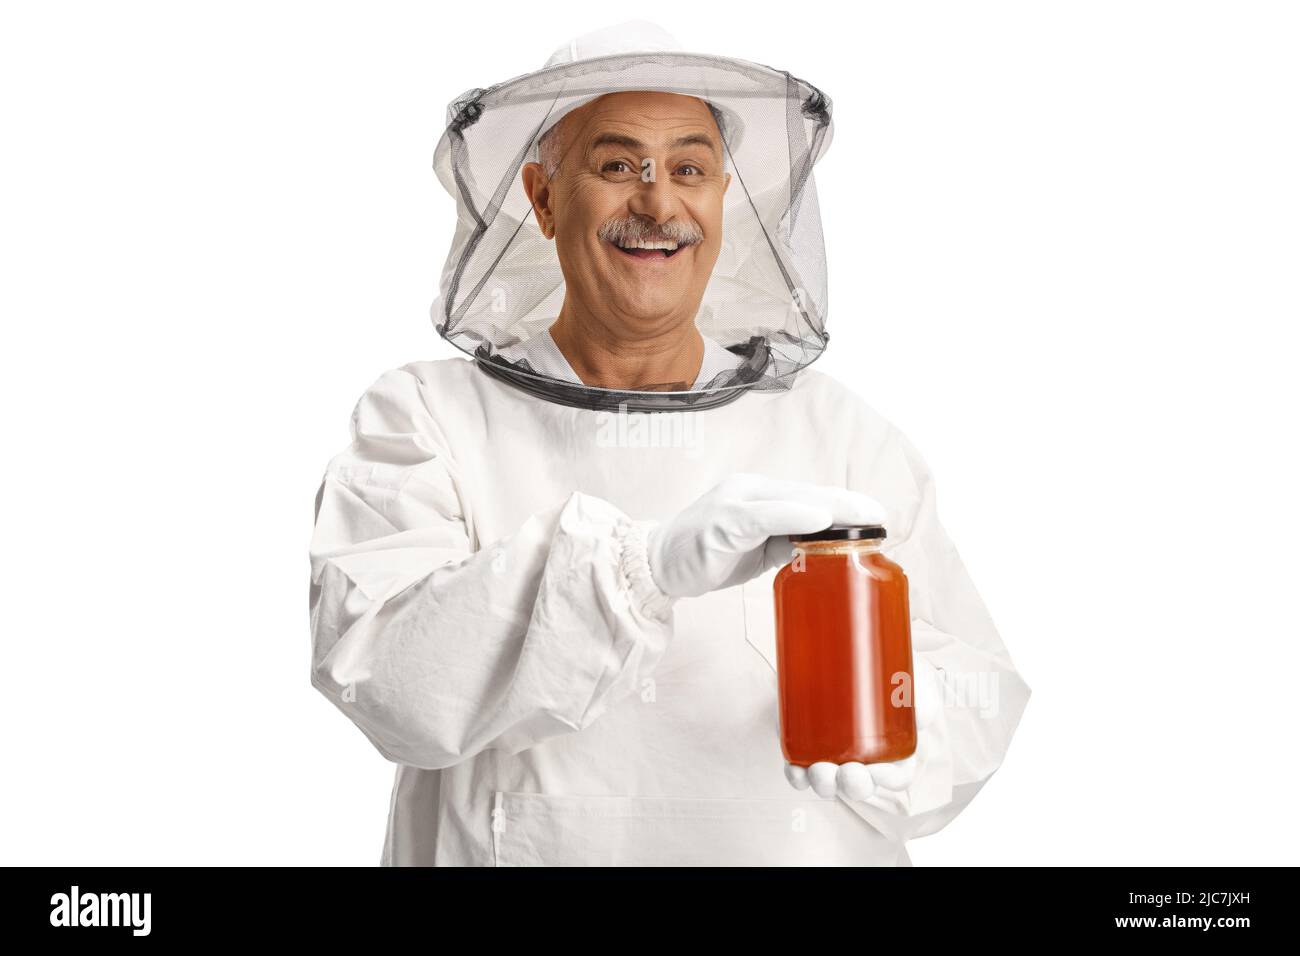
309, 21, 1029, 865
308, 359, 1030, 865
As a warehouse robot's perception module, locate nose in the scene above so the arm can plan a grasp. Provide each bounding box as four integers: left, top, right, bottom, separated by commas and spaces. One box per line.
626, 169, 680, 225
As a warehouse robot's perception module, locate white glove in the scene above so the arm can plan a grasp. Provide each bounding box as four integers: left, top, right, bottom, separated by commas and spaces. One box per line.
784, 654, 944, 803
646, 473, 886, 599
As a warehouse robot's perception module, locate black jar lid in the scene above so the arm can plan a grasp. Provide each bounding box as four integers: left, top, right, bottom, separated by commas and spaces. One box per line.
788, 524, 887, 543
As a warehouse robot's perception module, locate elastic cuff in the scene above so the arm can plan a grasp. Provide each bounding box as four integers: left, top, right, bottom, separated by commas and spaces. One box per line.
617, 520, 675, 622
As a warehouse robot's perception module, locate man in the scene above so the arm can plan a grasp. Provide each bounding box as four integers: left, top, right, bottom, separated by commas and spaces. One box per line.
495, 89, 746, 391
309, 21, 1030, 866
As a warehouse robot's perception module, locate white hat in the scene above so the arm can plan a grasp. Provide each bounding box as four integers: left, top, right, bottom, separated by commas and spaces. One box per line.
543, 19, 682, 68
529, 21, 747, 156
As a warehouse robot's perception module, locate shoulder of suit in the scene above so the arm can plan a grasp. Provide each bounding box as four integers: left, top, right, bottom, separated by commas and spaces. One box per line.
786, 369, 899, 442
347, 357, 476, 432
390, 356, 478, 389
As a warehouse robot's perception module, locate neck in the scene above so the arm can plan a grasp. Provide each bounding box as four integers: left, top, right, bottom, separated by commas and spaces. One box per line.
549, 302, 705, 391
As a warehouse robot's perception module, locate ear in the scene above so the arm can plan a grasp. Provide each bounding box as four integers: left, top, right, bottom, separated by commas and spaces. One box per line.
520, 162, 556, 239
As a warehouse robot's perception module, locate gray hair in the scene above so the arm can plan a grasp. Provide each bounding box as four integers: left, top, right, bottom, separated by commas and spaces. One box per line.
537, 118, 566, 180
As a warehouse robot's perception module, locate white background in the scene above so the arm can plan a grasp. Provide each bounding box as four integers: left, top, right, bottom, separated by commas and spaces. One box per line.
1, 1, 1296, 866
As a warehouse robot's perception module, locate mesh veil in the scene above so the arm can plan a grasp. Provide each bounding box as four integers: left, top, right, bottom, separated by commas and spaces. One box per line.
431, 50, 833, 412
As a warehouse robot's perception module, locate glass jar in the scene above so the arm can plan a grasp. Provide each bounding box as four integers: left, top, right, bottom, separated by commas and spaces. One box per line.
773, 525, 917, 766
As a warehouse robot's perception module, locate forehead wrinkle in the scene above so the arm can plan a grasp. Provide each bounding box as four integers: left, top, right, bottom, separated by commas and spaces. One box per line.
583, 120, 722, 157
576, 93, 721, 150
588, 132, 649, 152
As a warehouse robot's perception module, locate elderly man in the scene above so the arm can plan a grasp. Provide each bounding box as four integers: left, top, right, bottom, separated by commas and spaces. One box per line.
498, 90, 744, 391
309, 22, 1029, 866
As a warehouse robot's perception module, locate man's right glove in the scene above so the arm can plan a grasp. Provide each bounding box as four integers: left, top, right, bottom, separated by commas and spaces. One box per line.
645, 473, 887, 599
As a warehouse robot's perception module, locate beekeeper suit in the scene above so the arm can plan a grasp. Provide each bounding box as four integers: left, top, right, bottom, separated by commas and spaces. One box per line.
308, 21, 1030, 866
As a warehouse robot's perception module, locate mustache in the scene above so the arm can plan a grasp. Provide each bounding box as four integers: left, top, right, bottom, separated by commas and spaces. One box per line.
597, 217, 704, 247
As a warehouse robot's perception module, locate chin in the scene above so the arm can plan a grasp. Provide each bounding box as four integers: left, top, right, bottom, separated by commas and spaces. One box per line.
601, 288, 685, 320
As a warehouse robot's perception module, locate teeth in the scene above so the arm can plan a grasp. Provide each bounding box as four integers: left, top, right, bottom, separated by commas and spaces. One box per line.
617, 239, 680, 251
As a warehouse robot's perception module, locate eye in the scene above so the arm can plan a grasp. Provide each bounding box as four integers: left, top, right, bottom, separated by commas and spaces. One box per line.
676, 164, 703, 176
602, 160, 634, 174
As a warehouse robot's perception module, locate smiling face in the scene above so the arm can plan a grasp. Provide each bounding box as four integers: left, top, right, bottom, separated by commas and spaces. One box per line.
521, 91, 731, 341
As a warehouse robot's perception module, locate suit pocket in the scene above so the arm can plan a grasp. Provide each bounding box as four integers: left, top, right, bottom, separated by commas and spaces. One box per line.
491, 790, 900, 866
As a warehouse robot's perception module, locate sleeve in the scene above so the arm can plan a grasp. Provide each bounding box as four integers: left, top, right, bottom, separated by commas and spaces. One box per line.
846, 426, 1031, 842
308, 366, 675, 770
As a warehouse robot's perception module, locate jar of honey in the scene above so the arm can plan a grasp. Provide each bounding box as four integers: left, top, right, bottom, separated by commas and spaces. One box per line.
773, 525, 917, 766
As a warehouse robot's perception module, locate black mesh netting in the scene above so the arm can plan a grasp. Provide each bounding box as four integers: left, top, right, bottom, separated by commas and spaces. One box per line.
431, 51, 833, 412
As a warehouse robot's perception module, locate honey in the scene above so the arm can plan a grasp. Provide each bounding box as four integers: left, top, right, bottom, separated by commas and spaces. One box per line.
773, 527, 917, 766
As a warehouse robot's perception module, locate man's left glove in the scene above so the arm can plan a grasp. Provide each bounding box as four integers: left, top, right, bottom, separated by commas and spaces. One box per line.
784, 653, 945, 803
